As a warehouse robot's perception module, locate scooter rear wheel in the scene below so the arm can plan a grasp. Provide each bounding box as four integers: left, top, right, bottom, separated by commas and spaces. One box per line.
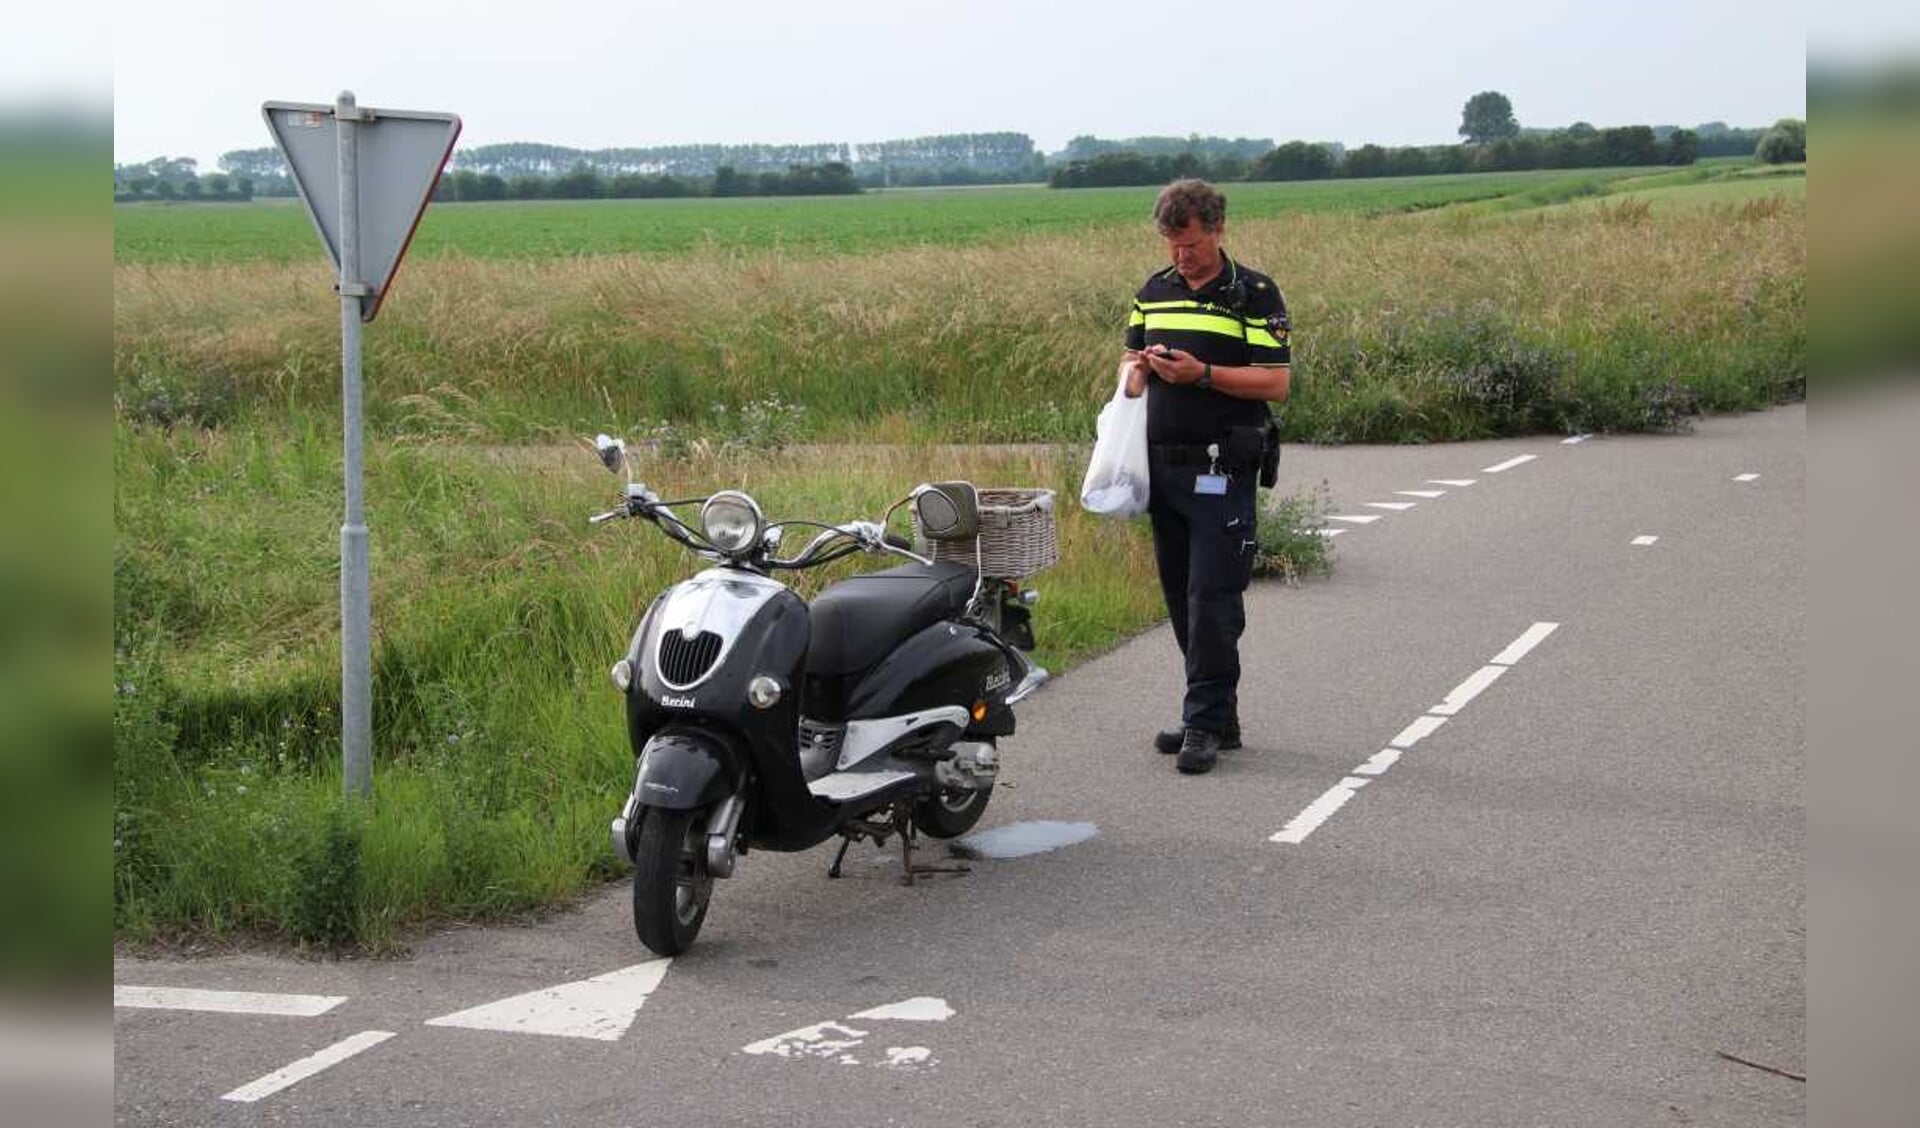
913, 783, 993, 838
632, 807, 713, 956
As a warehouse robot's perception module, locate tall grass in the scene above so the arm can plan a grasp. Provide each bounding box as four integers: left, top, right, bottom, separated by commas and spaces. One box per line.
114, 200, 1805, 447
116, 426, 1214, 948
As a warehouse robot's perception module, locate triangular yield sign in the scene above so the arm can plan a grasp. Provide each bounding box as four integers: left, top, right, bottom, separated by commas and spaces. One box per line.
262, 99, 460, 322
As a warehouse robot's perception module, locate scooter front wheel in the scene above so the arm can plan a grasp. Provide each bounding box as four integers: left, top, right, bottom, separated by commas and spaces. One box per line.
631, 807, 713, 956
913, 783, 993, 838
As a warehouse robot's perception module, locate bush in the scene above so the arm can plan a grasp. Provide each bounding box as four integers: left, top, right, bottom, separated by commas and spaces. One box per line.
1756, 119, 1806, 164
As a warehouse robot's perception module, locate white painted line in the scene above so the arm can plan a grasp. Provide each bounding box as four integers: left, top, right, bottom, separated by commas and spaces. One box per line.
1388, 715, 1449, 749
114, 986, 346, 1018
1396, 489, 1446, 498
743, 1021, 869, 1061
1733, 473, 1760, 483
425, 959, 671, 1041
1490, 621, 1559, 667
1273, 621, 1561, 846
848, 997, 954, 1022
1430, 665, 1508, 716
1268, 777, 1370, 844
1562, 434, 1592, 444
1365, 501, 1417, 511
1428, 478, 1477, 487
1314, 527, 1346, 538
882, 1046, 934, 1069
1482, 454, 1538, 474
221, 1030, 394, 1103
1328, 513, 1382, 525
1353, 748, 1403, 777
1631, 535, 1659, 547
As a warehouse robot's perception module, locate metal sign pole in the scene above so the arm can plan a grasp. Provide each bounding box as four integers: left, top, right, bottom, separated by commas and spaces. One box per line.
335, 90, 372, 800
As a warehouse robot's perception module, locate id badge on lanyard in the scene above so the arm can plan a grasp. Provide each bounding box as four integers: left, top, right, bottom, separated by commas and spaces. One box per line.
1194, 443, 1228, 495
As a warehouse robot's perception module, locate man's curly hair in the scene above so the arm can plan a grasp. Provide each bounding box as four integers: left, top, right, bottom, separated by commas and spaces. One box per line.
1153, 178, 1227, 233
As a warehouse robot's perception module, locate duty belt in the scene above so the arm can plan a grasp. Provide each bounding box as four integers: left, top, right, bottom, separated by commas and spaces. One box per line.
1149, 443, 1239, 469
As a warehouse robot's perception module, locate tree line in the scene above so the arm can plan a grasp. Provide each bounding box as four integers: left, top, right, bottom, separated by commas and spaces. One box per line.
114, 98, 1800, 204
430, 161, 862, 202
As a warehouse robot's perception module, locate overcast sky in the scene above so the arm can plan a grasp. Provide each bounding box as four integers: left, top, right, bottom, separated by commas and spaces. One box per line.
102, 0, 1825, 170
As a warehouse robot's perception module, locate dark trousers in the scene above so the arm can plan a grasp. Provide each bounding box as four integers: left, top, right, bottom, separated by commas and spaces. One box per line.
1147, 455, 1258, 734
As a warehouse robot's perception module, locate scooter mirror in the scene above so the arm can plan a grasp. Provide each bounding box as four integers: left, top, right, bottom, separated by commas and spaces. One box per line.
594, 434, 626, 475
913, 482, 979, 542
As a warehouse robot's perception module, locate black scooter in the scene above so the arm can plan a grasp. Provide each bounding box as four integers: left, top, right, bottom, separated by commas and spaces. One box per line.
588, 436, 1049, 955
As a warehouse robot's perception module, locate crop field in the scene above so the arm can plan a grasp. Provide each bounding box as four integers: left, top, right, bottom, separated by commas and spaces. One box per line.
114, 167, 1669, 265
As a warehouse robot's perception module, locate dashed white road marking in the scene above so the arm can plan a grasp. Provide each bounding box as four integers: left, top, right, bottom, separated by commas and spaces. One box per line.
1269, 777, 1371, 844
220, 1030, 394, 1103
1430, 665, 1508, 716
1482, 454, 1538, 474
1631, 535, 1660, 547
114, 986, 346, 1018
1388, 715, 1449, 749
1428, 478, 1477, 487
1353, 748, 1403, 776
1562, 434, 1592, 444
1272, 622, 1560, 845
1490, 621, 1559, 666
1315, 528, 1347, 538
1396, 489, 1447, 498
1328, 513, 1382, 525
424, 959, 672, 1041
1365, 501, 1418, 511
1733, 473, 1761, 483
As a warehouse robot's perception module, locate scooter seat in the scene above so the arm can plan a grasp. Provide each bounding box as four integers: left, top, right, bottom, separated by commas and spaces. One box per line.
806, 561, 976, 677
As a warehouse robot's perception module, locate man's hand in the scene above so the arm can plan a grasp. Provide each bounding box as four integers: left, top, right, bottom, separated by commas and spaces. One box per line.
1142, 346, 1204, 385
1121, 351, 1151, 398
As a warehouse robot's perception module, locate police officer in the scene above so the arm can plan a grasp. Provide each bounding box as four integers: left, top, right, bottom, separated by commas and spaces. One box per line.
1121, 179, 1292, 775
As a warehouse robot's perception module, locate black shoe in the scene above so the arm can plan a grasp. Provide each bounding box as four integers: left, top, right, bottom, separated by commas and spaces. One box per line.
1155, 723, 1241, 754
1176, 728, 1221, 775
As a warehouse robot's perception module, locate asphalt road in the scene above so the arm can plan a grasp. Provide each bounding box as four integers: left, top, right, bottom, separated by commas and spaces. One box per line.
114, 405, 1805, 1127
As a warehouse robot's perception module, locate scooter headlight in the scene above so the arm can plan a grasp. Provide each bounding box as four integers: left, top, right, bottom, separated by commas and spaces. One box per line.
700, 491, 763, 555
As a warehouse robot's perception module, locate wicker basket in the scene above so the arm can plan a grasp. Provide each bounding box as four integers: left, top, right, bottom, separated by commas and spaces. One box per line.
915, 487, 1060, 578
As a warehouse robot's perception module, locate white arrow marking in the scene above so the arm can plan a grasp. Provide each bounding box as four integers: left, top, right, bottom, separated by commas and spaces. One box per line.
424, 959, 671, 1041
114, 986, 345, 1017
221, 1030, 394, 1103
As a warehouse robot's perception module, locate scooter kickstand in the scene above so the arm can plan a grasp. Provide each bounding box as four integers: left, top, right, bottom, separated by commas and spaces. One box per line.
827, 835, 853, 879
893, 803, 970, 886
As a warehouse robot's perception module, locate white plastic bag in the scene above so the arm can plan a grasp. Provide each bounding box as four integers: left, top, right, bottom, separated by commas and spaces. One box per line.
1079, 365, 1150, 517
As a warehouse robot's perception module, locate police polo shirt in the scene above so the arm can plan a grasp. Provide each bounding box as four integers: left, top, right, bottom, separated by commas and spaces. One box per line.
1124, 252, 1291, 445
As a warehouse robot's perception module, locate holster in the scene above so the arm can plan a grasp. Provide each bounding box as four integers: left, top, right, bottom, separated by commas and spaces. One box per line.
1259, 416, 1281, 488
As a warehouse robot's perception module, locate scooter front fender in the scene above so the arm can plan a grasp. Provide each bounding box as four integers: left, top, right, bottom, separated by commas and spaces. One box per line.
637, 729, 740, 811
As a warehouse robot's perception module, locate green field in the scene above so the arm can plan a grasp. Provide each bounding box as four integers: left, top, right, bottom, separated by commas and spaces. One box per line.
114, 168, 1673, 265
